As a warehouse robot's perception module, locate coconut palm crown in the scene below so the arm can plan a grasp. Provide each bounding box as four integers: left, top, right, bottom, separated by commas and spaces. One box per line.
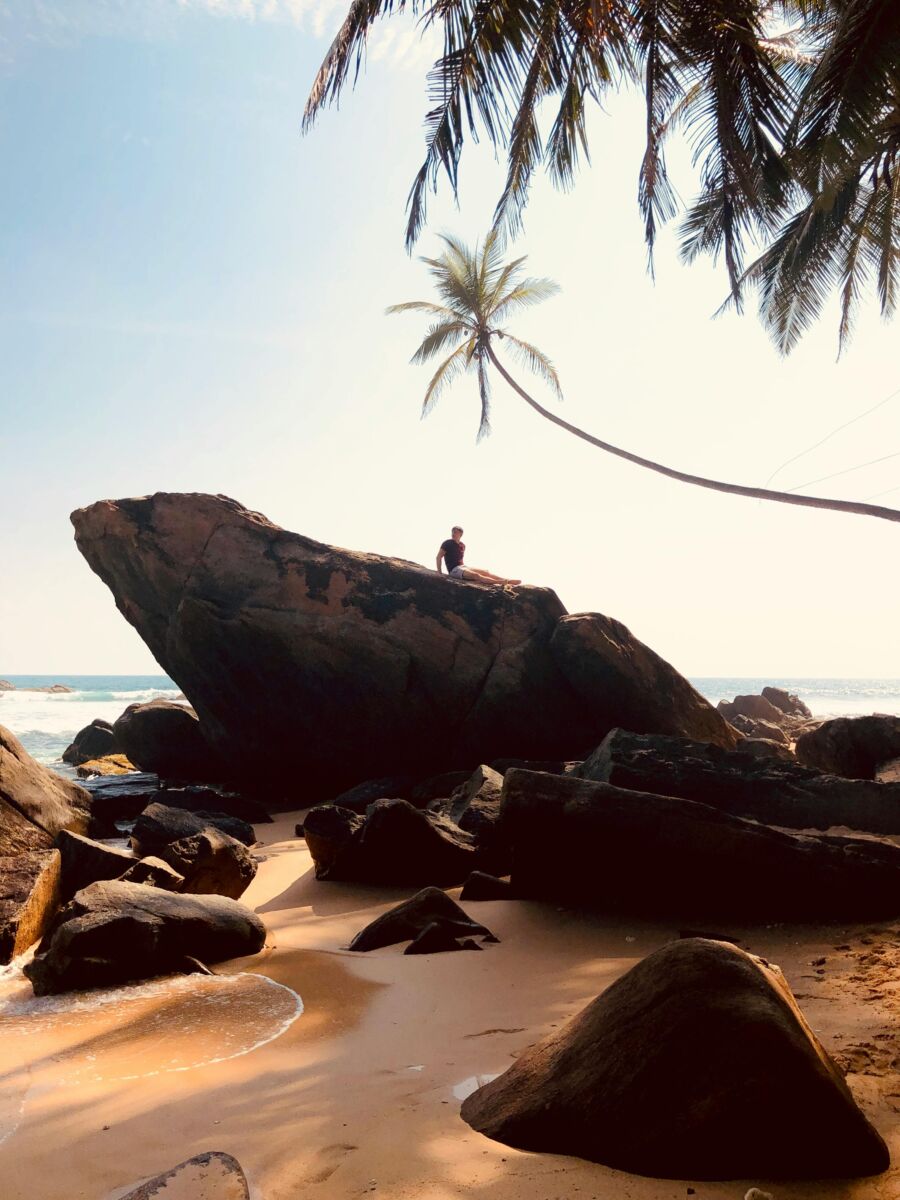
390, 234, 900, 524
387, 231, 562, 441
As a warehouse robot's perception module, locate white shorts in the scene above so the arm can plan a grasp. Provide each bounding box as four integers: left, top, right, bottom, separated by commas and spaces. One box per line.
450, 566, 467, 579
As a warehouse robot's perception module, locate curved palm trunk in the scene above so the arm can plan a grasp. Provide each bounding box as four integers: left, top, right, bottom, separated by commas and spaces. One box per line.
487, 347, 900, 525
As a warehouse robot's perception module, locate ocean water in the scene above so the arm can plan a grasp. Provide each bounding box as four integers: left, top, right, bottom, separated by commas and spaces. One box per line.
2, 674, 899, 777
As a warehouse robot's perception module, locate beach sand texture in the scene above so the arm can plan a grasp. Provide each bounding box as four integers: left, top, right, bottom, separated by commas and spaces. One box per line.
0, 811, 896, 1200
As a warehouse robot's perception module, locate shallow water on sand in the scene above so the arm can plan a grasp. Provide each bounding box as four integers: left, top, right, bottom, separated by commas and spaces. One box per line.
0, 958, 302, 1144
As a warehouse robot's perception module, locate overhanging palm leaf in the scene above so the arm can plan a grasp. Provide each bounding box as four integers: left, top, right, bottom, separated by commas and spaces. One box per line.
390, 235, 900, 523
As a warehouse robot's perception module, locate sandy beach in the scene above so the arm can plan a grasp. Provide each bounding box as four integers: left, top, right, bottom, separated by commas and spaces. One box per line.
0, 809, 896, 1200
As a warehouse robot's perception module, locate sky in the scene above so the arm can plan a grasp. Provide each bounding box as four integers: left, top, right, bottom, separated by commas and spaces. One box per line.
0, 0, 898, 678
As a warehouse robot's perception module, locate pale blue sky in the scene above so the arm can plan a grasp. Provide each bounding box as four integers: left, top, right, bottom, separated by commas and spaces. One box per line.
1, 0, 898, 677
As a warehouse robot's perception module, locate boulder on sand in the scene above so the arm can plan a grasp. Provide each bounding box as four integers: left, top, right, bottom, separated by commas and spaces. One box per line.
0, 724, 94, 855
332, 775, 416, 814
460, 871, 513, 901
119, 856, 185, 891
445, 765, 507, 872
307, 798, 478, 887
460, 938, 889, 1179
62, 718, 120, 766
575, 728, 900, 834
24, 879, 266, 994
405, 923, 484, 954
71, 492, 735, 795
118, 1151, 249, 1200
502, 768, 900, 920
302, 806, 364, 877
113, 699, 221, 782
159, 827, 257, 900
0, 850, 61, 962
349, 886, 494, 951
795, 715, 900, 780
131, 803, 255, 857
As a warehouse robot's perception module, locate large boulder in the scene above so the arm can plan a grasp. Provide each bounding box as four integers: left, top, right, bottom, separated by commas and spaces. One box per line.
131, 803, 255, 857
762, 686, 812, 719
62, 718, 120, 766
717, 693, 787, 725
71, 493, 735, 795
0, 850, 61, 962
76, 754, 136, 777
446, 765, 507, 873
0, 724, 94, 855
460, 938, 889, 1179
305, 798, 478, 886
795, 715, 900, 780
159, 827, 257, 899
113, 699, 221, 782
501, 768, 900, 920
575, 728, 900, 834
24, 879, 266, 994
550, 613, 738, 749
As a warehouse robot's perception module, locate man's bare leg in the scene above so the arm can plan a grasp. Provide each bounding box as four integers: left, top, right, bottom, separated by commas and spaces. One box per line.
464, 568, 522, 585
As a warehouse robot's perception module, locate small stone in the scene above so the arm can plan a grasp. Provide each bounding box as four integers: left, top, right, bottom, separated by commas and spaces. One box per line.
744, 1190, 774, 1200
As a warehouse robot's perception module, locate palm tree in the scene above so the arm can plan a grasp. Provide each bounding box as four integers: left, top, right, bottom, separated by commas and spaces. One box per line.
306, 1, 899, 352
390, 233, 900, 523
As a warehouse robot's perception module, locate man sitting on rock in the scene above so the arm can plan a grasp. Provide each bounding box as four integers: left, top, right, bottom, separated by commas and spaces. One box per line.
436, 526, 521, 586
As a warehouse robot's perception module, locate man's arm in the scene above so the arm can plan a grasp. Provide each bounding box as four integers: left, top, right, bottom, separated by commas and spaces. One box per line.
436, 547, 445, 573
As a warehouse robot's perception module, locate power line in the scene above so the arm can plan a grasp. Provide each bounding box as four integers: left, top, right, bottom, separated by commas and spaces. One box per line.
864, 483, 900, 501
786, 450, 900, 493
764, 384, 900, 488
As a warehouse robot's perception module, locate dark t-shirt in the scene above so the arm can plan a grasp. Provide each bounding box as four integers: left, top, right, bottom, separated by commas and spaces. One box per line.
441, 538, 465, 572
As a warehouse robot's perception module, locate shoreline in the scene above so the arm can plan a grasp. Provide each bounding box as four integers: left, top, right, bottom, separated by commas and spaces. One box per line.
0, 809, 896, 1200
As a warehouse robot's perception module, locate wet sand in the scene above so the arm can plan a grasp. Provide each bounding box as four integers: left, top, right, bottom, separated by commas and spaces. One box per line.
0, 810, 897, 1200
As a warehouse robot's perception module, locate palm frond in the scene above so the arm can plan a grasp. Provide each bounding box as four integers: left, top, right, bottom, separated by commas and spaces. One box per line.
422, 339, 476, 416
500, 333, 563, 399
490, 277, 561, 323
410, 319, 470, 363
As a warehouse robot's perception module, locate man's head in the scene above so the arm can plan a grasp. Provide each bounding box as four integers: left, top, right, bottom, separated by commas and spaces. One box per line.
451, 525, 463, 541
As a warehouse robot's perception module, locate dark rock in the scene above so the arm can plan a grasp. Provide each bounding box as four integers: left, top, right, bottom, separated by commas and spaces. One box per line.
502, 768, 900, 919
0, 850, 61, 963
114, 699, 222, 782
447, 765, 507, 872
550, 613, 738, 750
349, 886, 493, 951
795, 715, 900, 780
24, 879, 266, 994
736, 737, 795, 762
119, 856, 185, 891
460, 871, 513, 901
79, 772, 161, 824
575, 728, 900, 834
156, 787, 271, 824
131, 803, 255, 857
62, 719, 120, 766
460, 938, 889, 1179
71, 492, 732, 795
333, 776, 416, 813
302, 806, 364, 877
410, 771, 473, 806
118, 1151, 249, 1199
404, 922, 484, 954
488, 758, 568, 775
56, 830, 135, 902
0, 724, 94, 856
762, 686, 812, 719
312, 799, 478, 887
717, 694, 787, 725
159, 827, 257, 899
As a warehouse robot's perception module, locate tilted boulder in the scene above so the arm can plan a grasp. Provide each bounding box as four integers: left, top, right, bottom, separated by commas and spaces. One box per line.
119, 856, 185, 891
56, 829, 135, 901
0, 724, 94, 855
332, 775, 416, 814
460, 871, 514, 901
71, 492, 735, 795
114, 699, 222, 782
24, 879, 266, 994
445, 765, 507, 871
62, 718, 120, 766
76, 754, 136, 777
460, 938, 889, 1179
795, 715, 900, 780
730, 713, 790, 746
308, 798, 479, 887
738, 736, 795, 762
131, 803, 255, 857
302, 806, 364, 877
0, 850, 61, 962
349, 886, 494, 951
405, 923, 484, 954
575, 728, 900, 834
501, 768, 900, 920
717, 693, 787, 725
550, 613, 738, 748
159, 827, 257, 899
